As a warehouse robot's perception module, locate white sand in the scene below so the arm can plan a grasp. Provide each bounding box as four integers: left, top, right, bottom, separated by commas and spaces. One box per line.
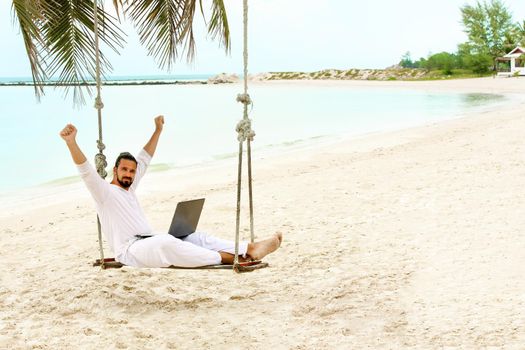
1, 77, 525, 349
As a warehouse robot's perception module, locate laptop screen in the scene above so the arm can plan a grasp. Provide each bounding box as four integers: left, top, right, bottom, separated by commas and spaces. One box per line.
168, 198, 205, 238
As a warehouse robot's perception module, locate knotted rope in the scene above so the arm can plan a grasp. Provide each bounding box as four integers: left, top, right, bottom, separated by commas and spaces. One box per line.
93, 0, 107, 269
234, 0, 256, 271
235, 118, 255, 142
94, 96, 104, 110
236, 93, 251, 105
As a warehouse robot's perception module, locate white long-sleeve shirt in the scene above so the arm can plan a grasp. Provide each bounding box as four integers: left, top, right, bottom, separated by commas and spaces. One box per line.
77, 149, 153, 260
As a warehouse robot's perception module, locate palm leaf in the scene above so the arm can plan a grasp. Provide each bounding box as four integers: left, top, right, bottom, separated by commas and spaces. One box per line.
207, 0, 230, 52
40, 0, 125, 103
14, 0, 231, 103
11, 0, 47, 99
13, 0, 125, 104
126, 0, 186, 69
112, 0, 125, 19
125, 0, 230, 69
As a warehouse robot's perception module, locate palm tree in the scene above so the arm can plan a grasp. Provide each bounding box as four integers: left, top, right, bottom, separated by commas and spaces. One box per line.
514, 20, 525, 47
11, 0, 230, 103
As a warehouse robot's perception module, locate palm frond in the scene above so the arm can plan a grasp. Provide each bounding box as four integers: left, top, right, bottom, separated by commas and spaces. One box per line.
126, 0, 187, 69
179, 0, 197, 62
40, 0, 125, 103
13, 0, 231, 104
125, 0, 230, 68
207, 0, 230, 52
12, 0, 47, 99
12, 0, 125, 104
112, 0, 125, 19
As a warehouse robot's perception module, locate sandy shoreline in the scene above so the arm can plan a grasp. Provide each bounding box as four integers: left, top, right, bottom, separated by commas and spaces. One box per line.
1, 77, 525, 348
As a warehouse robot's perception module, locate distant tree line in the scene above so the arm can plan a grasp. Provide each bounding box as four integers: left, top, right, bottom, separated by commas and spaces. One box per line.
400, 0, 525, 74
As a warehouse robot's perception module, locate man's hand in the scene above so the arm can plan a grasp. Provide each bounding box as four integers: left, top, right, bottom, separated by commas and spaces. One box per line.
144, 115, 165, 157
60, 124, 78, 143
59, 123, 87, 165
154, 115, 164, 132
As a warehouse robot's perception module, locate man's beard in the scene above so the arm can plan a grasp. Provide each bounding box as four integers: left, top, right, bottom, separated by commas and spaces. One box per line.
117, 175, 133, 188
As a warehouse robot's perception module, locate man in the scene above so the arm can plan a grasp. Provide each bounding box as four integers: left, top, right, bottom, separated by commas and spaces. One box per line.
59, 116, 281, 268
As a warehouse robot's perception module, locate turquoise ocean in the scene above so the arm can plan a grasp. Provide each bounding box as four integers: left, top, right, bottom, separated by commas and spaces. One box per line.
0, 75, 506, 194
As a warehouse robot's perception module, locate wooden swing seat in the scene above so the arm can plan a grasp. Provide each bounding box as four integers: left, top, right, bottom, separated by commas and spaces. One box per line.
93, 257, 269, 272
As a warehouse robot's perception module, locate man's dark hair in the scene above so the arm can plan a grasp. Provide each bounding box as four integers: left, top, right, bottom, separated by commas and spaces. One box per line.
114, 152, 137, 168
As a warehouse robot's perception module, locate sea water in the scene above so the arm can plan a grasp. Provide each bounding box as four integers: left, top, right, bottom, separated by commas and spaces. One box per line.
0, 78, 506, 194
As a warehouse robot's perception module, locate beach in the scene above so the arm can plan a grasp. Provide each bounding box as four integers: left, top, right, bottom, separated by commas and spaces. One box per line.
1, 77, 525, 348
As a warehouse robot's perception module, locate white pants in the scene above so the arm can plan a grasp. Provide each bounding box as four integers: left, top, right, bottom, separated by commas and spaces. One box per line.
120, 232, 248, 268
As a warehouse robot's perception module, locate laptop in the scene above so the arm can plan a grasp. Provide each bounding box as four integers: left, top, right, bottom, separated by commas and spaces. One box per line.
135, 198, 205, 239
168, 198, 205, 238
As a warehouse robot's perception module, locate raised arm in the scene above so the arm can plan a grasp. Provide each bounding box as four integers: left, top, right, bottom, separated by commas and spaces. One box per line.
60, 123, 109, 203
143, 115, 164, 157
59, 124, 87, 165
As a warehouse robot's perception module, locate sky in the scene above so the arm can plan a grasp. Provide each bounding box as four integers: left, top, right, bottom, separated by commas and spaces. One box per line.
2, 0, 525, 77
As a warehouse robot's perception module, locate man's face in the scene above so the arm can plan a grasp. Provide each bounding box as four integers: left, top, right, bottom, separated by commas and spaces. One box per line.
114, 159, 137, 189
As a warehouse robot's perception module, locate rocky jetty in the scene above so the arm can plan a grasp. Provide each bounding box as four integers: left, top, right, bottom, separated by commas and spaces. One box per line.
253, 68, 430, 81
207, 73, 240, 84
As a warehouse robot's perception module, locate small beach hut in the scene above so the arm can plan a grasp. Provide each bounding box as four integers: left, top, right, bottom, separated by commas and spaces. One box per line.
496, 47, 525, 77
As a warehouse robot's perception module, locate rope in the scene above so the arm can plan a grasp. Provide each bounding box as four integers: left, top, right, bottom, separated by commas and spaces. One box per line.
242, 0, 256, 245
242, 0, 249, 102
236, 93, 251, 105
247, 138, 255, 244
235, 118, 255, 142
234, 0, 256, 268
234, 141, 243, 266
93, 0, 107, 269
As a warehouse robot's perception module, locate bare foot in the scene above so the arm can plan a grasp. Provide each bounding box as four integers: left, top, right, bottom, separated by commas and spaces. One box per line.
247, 233, 282, 260
276, 231, 283, 245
